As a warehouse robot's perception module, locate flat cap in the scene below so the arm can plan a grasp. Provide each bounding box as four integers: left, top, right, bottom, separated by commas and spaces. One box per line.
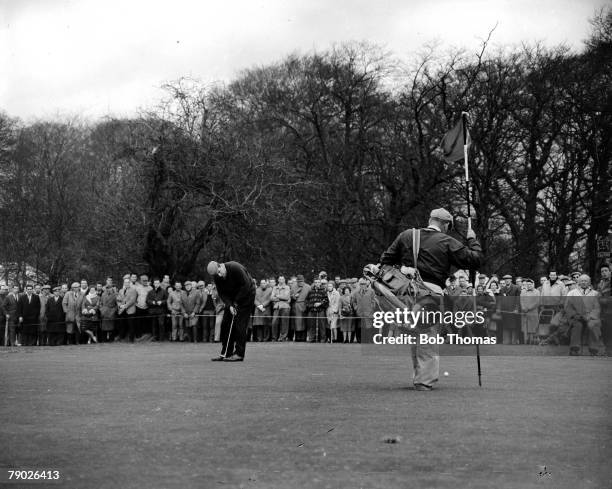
52, 286, 61, 292
42, 284, 51, 289
429, 208, 453, 222
502, 274, 512, 279
71, 282, 80, 288
197, 280, 205, 287
207, 261, 219, 275
296, 274, 305, 281
524, 278, 534, 284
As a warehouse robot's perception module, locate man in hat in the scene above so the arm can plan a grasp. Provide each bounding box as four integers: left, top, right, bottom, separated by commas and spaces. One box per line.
565, 274, 604, 356
379, 207, 482, 390
291, 274, 311, 341
207, 260, 256, 361
46, 286, 66, 345
63, 282, 83, 344
38, 284, 51, 345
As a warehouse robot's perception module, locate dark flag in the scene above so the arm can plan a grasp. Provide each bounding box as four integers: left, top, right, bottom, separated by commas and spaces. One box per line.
440, 117, 470, 163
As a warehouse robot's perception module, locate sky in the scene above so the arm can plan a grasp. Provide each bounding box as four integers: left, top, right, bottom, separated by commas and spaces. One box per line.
0, 0, 606, 121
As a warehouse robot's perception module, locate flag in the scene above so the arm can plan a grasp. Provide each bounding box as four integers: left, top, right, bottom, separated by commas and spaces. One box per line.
440, 117, 470, 163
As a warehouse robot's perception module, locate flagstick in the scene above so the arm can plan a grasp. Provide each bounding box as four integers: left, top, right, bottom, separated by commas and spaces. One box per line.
462, 111, 482, 387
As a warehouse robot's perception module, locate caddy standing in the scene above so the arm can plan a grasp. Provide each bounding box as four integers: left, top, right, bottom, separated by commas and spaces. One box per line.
207, 261, 256, 362
379, 208, 483, 390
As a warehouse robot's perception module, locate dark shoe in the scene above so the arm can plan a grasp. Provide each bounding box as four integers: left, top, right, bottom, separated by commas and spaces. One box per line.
569, 348, 580, 356
223, 355, 244, 362
211, 355, 225, 362
414, 383, 433, 391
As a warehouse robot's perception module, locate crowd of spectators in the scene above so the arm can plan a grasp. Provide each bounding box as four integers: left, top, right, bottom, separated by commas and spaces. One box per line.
0, 265, 610, 355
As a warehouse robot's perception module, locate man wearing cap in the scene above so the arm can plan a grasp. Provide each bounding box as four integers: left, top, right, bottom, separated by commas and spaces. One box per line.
565, 274, 604, 356
379, 207, 482, 391
207, 260, 256, 361
63, 282, 83, 344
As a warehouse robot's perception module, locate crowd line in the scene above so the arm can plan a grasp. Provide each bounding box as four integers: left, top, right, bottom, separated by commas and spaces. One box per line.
1, 266, 610, 356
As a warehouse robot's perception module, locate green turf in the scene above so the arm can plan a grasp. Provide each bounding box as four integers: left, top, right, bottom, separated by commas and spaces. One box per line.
1, 343, 610, 489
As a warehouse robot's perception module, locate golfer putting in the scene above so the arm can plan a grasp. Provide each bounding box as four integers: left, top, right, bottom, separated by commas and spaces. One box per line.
207, 260, 256, 362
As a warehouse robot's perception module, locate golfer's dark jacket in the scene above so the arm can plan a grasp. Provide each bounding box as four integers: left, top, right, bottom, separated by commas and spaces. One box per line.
380, 227, 482, 289
213, 261, 256, 309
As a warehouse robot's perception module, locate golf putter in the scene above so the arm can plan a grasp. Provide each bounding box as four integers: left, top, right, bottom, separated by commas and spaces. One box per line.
221, 313, 235, 358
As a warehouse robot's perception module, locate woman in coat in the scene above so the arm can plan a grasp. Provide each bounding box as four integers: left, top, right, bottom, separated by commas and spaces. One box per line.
99, 283, 118, 342
80, 286, 100, 343
338, 286, 354, 343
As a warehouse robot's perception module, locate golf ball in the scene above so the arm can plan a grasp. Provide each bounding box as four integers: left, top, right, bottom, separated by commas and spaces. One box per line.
443, 371, 449, 376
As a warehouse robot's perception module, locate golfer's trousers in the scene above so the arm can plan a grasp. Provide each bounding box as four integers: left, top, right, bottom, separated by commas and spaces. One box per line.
220, 304, 252, 358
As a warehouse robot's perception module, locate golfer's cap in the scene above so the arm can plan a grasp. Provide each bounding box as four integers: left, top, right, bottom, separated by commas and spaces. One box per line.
502, 274, 512, 279
207, 261, 219, 275
429, 208, 453, 222
71, 282, 80, 288
197, 280, 205, 287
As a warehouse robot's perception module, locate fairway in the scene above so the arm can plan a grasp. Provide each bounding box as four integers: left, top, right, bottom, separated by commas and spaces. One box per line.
1, 343, 610, 489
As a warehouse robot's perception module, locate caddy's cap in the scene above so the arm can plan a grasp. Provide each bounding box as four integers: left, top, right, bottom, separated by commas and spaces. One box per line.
430, 208, 453, 222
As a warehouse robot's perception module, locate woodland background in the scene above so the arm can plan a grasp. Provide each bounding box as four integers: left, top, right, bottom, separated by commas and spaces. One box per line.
0, 10, 610, 284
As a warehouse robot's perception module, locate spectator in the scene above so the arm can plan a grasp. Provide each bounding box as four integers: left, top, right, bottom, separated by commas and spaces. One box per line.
117, 278, 138, 342
147, 278, 168, 341
3, 285, 20, 346
326, 282, 340, 343
565, 274, 604, 356
500, 275, 521, 344
520, 279, 540, 344
597, 265, 611, 346
134, 274, 152, 339
46, 286, 65, 346
182, 281, 202, 342
475, 284, 496, 336
292, 275, 311, 341
351, 278, 376, 344
540, 271, 567, 310
167, 282, 184, 342
197, 281, 213, 343
253, 279, 272, 341
63, 282, 82, 345
38, 284, 50, 346
271, 276, 291, 341
160, 275, 171, 290
445, 276, 458, 296
99, 278, 118, 342
338, 286, 355, 343
80, 285, 100, 343
17, 284, 41, 346
306, 278, 328, 343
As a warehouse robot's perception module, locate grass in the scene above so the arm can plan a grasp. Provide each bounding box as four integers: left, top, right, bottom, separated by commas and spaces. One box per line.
1, 342, 610, 489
